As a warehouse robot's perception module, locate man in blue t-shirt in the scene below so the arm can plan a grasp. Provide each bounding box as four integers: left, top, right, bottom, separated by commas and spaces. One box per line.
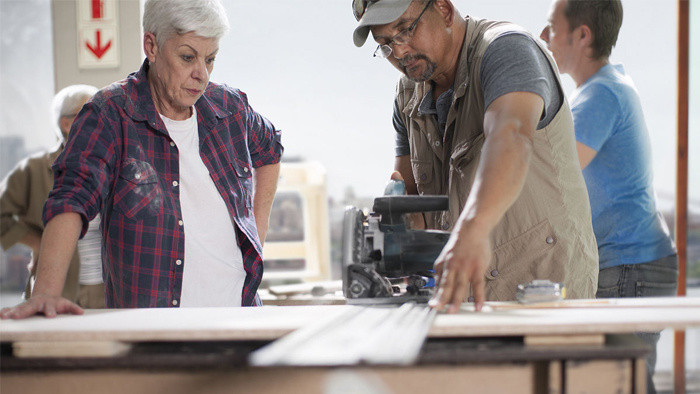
541, 1, 678, 392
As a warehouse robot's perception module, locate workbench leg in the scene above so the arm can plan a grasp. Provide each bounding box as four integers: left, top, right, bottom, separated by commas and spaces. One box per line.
545, 361, 563, 394
634, 357, 647, 394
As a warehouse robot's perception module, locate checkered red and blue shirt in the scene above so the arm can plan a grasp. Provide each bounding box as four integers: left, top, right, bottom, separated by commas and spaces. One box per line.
44, 60, 283, 308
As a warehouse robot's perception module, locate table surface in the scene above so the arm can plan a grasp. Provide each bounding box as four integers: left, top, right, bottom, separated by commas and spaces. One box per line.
1, 297, 699, 342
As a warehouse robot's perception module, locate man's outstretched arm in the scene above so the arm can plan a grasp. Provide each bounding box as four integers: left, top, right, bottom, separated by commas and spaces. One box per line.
430, 91, 543, 313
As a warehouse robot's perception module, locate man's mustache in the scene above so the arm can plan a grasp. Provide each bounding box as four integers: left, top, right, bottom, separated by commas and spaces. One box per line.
398, 54, 429, 68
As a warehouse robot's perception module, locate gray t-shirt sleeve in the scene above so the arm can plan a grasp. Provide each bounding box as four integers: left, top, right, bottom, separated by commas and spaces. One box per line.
480, 32, 562, 128
393, 97, 411, 156
393, 33, 561, 157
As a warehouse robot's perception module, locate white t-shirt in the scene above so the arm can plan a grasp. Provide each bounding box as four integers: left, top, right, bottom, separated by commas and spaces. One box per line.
160, 108, 246, 307
78, 215, 103, 285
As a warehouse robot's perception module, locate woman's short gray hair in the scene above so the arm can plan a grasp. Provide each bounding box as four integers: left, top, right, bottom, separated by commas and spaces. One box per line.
52, 84, 99, 140
143, 0, 230, 47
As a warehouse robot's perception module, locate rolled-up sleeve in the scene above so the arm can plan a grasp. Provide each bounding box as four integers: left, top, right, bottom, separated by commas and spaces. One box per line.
43, 102, 117, 237
240, 93, 283, 168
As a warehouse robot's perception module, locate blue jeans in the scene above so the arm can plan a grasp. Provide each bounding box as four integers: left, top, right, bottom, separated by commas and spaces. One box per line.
596, 254, 679, 394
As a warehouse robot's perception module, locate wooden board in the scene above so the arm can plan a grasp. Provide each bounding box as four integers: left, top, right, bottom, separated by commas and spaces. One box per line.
0, 365, 536, 394
0, 306, 350, 342
430, 297, 700, 338
13, 341, 131, 358
565, 360, 638, 393
266, 280, 342, 296
488, 296, 698, 309
1, 297, 698, 343
524, 334, 605, 347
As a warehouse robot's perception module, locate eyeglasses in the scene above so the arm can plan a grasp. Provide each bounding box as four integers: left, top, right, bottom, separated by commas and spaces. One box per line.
372, 0, 433, 59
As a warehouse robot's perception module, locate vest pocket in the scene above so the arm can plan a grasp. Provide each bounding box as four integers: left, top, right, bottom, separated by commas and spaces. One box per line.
410, 160, 434, 192
485, 219, 559, 299
450, 134, 485, 171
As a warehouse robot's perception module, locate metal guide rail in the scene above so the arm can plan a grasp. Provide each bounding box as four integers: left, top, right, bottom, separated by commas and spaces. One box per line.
250, 303, 437, 366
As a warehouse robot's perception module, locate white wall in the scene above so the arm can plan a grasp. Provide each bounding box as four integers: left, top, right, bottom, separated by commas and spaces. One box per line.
213, 0, 691, 202
0, 0, 695, 203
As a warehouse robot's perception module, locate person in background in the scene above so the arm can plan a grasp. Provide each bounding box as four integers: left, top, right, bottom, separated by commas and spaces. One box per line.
352, 0, 598, 313
0, 0, 282, 319
541, 1, 678, 391
0, 84, 105, 309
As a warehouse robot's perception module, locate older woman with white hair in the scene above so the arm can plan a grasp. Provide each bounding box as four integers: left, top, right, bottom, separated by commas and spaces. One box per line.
1, 0, 283, 318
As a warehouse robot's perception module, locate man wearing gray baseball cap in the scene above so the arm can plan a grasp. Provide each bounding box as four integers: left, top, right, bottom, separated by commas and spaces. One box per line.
352, 0, 598, 313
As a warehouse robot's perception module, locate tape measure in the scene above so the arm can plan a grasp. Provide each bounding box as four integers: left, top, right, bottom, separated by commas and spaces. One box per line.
516, 279, 566, 304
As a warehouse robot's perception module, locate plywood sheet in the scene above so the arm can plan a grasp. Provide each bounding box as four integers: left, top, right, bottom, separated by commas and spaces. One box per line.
0, 306, 351, 342
0, 297, 698, 343
429, 297, 700, 338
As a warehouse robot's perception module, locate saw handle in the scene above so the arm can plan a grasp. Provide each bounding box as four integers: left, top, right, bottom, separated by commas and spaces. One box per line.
372, 195, 448, 215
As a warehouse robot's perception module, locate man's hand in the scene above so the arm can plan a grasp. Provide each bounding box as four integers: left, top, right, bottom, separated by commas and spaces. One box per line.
430, 219, 491, 313
389, 170, 426, 229
0, 294, 83, 319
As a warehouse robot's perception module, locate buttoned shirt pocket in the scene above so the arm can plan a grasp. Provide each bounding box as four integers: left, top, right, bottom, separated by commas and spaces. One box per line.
113, 158, 164, 220
230, 156, 253, 210
486, 219, 559, 300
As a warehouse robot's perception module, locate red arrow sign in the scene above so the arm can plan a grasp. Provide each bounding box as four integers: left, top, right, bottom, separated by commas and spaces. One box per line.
86, 30, 112, 59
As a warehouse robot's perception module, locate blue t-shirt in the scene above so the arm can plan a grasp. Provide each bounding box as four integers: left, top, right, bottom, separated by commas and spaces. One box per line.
572, 64, 675, 269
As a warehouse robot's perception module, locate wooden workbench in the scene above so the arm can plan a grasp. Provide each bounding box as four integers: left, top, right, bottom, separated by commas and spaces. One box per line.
1, 297, 699, 394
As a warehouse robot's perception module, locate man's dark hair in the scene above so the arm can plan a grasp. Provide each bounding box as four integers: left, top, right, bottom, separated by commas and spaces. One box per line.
564, 0, 623, 60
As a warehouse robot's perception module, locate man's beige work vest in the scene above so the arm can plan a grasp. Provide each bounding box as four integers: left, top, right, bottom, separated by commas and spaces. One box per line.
0, 146, 81, 302
395, 17, 598, 300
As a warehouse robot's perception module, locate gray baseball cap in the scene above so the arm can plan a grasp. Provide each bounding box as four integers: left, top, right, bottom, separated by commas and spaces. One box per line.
353, 0, 413, 47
